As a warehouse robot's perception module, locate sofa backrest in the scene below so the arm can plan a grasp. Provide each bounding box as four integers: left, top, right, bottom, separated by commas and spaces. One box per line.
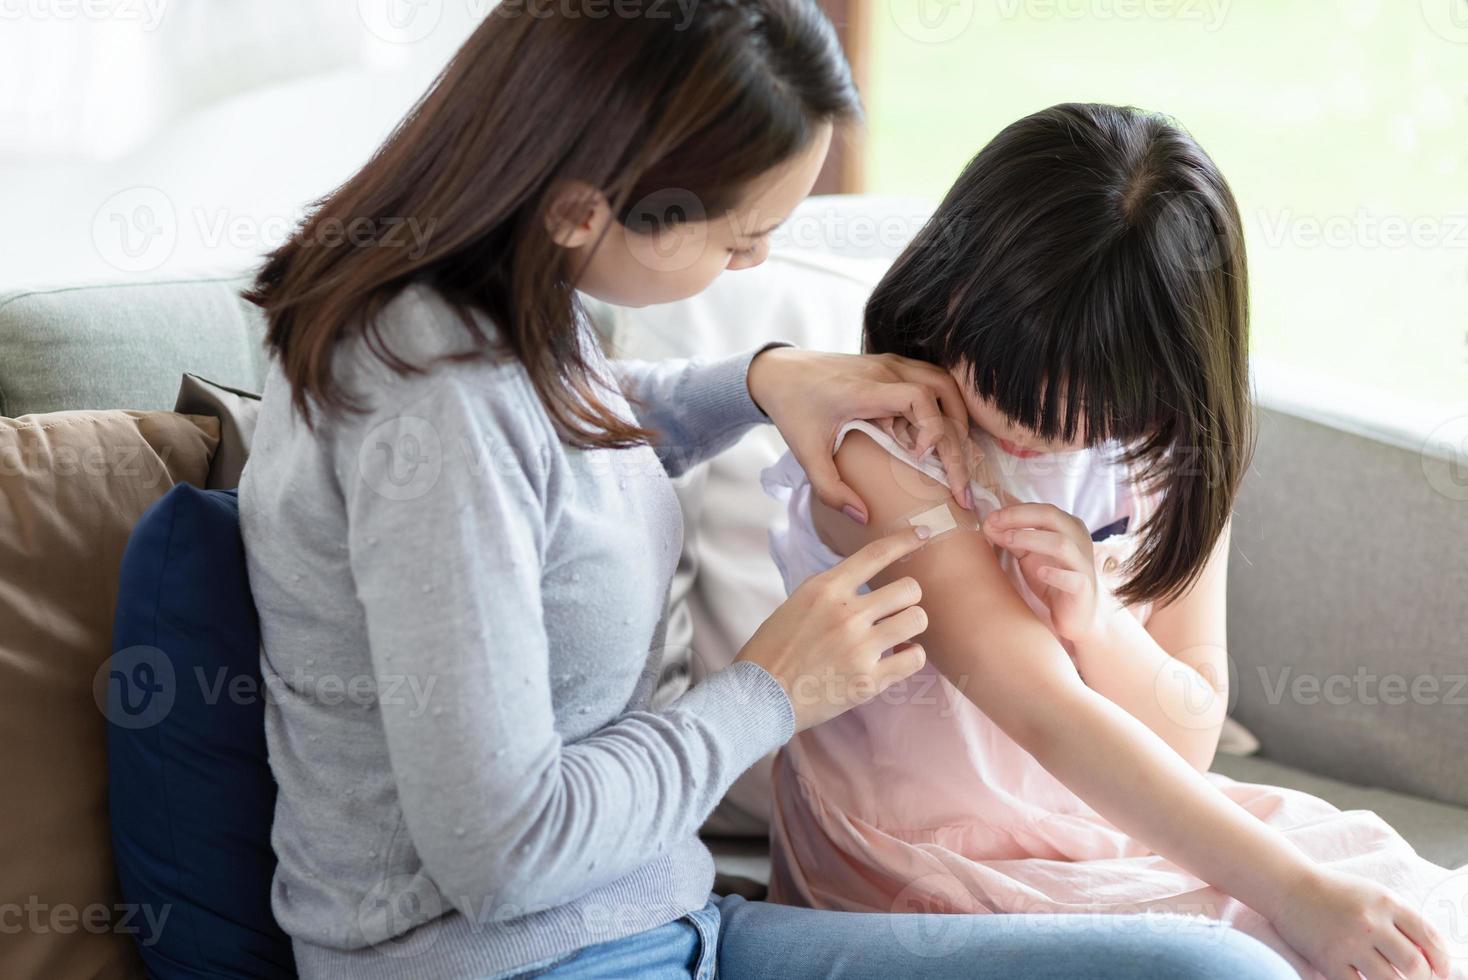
0, 276, 266, 417
6, 195, 1463, 809
1227, 408, 1468, 806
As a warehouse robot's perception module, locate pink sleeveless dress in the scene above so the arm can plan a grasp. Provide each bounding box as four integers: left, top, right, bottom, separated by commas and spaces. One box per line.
760, 420, 1463, 979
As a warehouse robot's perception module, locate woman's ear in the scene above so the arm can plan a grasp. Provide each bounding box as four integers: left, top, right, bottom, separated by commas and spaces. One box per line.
545, 180, 612, 248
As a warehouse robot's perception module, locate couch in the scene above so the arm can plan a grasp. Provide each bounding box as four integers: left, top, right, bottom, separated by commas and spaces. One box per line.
2, 194, 1464, 977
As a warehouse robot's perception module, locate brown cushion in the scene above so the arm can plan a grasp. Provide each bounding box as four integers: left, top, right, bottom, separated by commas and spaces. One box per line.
0, 411, 218, 980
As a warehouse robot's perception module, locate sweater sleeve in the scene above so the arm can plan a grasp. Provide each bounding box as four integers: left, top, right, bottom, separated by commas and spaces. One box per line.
338, 363, 795, 916
611, 343, 786, 477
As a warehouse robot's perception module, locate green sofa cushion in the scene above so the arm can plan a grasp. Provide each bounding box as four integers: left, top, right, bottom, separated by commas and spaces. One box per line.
0, 276, 267, 417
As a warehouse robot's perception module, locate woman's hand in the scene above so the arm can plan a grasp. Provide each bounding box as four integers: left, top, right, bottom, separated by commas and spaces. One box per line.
746, 348, 977, 524
983, 503, 1119, 645
1271, 866, 1451, 980
737, 527, 932, 732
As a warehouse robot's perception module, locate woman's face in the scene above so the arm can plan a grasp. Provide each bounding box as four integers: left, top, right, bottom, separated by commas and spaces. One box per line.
564, 122, 833, 308
949, 365, 1089, 458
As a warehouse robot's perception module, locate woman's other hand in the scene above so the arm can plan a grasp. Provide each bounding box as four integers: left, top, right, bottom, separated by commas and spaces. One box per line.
747, 348, 978, 524
737, 527, 932, 732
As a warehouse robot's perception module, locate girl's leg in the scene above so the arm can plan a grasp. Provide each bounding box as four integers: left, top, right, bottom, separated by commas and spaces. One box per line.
715, 895, 1299, 980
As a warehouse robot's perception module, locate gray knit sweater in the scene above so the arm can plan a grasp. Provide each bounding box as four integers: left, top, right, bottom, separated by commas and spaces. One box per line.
239, 285, 795, 980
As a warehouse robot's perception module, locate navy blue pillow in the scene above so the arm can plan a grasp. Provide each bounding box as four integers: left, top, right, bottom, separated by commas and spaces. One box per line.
107, 485, 295, 978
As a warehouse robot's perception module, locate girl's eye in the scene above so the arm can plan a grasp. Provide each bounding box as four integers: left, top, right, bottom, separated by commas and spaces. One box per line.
729, 244, 757, 257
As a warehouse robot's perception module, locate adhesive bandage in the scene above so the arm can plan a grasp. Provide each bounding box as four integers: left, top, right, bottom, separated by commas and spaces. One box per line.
897, 479, 1001, 546
907, 503, 959, 539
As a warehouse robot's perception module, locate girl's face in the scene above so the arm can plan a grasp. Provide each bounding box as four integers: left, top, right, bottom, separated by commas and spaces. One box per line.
949, 365, 1089, 458
558, 123, 833, 308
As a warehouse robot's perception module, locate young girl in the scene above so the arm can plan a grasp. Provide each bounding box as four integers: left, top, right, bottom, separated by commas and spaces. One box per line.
764, 103, 1459, 980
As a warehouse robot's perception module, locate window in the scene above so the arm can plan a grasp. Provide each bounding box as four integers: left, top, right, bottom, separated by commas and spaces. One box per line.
851, 2, 1467, 439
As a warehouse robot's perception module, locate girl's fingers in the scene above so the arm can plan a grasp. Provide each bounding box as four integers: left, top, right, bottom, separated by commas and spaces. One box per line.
1376, 928, 1431, 980
1355, 953, 1395, 980
988, 527, 1078, 565
861, 576, 922, 622
985, 502, 1076, 534
1395, 912, 1452, 978
1038, 566, 1089, 595
870, 604, 929, 652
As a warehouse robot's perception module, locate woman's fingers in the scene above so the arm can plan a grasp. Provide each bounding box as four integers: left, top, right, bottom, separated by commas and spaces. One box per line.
830, 526, 931, 588
898, 365, 977, 509
862, 576, 922, 621
869, 377, 977, 509
799, 432, 870, 524
870, 605, 929, 652
928, 426, 974, 510
872, 642, 927, 690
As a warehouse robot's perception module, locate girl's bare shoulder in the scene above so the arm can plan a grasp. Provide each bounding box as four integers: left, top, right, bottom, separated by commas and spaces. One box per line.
812, 428, 986, 563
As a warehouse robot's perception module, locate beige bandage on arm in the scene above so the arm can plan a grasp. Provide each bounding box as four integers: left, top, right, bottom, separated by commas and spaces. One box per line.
907, 503, 960, 538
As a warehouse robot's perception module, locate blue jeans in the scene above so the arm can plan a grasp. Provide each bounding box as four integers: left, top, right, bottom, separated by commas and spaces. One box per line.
502, 893, 1298, 979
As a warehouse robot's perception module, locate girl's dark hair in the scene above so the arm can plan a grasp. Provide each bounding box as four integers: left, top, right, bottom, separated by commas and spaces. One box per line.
246, 0, 859, 445
865, 103, 1252, 606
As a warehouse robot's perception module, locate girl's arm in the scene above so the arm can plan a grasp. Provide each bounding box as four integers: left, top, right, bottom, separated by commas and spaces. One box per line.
1073, 528, 1230, 770
996, 510, 1234, 772
816, 431, 1450, 980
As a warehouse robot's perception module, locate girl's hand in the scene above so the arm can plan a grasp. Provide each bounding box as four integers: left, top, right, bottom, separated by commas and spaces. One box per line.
736, 527, 931, 732
983, 503, 1118, 645
1272, 866, 1451, 980
746, 348, 977, 524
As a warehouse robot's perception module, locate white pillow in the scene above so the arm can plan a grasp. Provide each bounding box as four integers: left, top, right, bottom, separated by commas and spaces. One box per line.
586, 249, 891, 836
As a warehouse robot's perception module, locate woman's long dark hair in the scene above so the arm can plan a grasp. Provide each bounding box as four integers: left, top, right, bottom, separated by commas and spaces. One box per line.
246, 0, 859, 445
865, 103, 1253, 606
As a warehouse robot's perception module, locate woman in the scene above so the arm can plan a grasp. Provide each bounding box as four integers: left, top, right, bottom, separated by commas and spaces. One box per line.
240, 2, 1298, 978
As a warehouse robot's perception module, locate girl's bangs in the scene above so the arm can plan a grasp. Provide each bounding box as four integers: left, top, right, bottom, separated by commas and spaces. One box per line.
955, 304, 1169, 453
